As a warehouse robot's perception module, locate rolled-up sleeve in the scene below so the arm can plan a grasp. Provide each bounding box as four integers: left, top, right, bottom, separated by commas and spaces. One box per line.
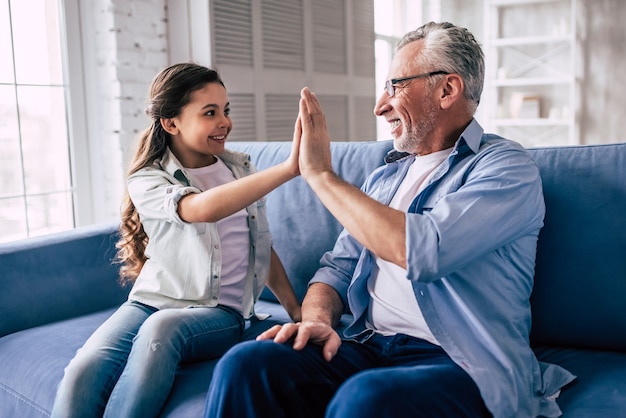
128, 168, 201, 225
405, 143, 545, 283
309, 229, 364, 308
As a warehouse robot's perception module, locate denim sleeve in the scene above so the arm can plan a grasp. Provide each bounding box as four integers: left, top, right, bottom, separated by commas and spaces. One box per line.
308, 228, 365, 309
128, 168, 201, 225
405, 143, 545, 282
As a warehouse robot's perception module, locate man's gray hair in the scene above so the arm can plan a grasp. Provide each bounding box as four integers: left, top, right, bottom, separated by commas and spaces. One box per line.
397, 22, 484, 112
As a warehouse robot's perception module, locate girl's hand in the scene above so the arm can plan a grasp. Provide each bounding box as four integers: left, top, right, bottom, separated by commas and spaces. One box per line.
289, 305, 302, 323
285, 114, 302, 177
297, 88, 333, 181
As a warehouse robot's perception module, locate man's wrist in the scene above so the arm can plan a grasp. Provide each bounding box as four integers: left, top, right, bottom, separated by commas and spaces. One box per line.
304, 169, 336, 190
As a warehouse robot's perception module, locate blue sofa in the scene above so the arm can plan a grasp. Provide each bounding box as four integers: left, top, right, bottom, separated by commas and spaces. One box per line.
1, 140, 625, 417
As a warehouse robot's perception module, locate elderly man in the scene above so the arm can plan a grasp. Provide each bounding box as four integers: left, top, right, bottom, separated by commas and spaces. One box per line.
204, 21, 574, 418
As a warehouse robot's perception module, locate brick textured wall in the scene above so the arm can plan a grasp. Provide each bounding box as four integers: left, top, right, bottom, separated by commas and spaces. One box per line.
84, 0, 168, 222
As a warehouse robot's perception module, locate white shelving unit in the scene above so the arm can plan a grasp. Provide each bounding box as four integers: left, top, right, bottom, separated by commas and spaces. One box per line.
483, 0, 579, 147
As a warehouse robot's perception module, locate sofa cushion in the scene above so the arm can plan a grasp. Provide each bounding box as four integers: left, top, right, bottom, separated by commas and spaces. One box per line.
535, 346, 626, 416
0, 309, 115, 417
0, 301, 289, 417
528, 144, 626, 351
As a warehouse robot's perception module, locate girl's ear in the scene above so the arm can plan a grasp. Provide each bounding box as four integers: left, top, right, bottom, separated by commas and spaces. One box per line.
439, 73, 464, 110
160, 117, 179, 135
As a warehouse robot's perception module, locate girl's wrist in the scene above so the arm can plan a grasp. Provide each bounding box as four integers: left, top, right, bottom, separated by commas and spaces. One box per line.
290, 307, 302, 323
279, 157, 299, 179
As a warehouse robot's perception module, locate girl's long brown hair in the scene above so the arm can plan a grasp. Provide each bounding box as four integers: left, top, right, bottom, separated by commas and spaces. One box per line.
116, 63, 225, 285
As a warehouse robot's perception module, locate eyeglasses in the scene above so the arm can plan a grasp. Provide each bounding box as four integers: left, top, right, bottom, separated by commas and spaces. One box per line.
384, 71, 449, 97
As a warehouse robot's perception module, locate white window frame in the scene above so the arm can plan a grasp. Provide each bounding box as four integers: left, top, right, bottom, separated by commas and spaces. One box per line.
0, 0, 96, 243
62, 0, 95, 227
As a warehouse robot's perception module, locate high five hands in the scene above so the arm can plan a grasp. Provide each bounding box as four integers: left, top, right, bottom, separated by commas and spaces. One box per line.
293, 87, 335, 182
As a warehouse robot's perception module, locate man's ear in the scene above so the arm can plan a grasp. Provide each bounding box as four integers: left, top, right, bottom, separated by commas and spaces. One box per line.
439, 74, 464, 110
160, 117, 179, 135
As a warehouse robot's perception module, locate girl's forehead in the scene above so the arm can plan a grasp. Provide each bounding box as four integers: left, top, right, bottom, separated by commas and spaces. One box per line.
189, 82, 229, 105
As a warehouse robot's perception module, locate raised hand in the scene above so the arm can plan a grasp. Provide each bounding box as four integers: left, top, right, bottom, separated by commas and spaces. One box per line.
285, 114, 302, 177
297, 87, 333, 181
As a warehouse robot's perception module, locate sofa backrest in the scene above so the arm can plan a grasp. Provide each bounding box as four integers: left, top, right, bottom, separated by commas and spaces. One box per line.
232, 140, 626, 352
0, 223, 128, 337
528, 143, 626, 351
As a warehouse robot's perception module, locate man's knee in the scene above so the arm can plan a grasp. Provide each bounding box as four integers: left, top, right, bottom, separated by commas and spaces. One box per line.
214, 340, 285, 379
327, 371, 390, 415
327, 366, 488, 418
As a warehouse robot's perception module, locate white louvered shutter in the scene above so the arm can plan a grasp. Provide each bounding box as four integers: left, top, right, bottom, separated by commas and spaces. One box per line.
168, 0, 376, 142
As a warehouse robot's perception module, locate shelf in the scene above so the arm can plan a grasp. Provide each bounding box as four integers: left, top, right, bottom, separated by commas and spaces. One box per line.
491, 0, 564, 6
484, 0, 578, 146
491, 118, 570, 126
492, 77, 573, 87
492, 35, 571, 46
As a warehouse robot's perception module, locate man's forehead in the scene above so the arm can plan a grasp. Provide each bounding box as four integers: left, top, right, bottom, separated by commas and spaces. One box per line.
389, 41, 423, 76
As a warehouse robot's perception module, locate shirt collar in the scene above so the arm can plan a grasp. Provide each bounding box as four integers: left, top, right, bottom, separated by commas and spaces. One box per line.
459, 118, 484, 154
159, 147, 250, 180
160, 147, 185, 177
158, 149, 190, 186
385, 118, 484, 163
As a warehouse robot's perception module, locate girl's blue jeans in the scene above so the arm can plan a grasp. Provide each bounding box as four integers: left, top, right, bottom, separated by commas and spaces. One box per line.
51, 300, 244, 418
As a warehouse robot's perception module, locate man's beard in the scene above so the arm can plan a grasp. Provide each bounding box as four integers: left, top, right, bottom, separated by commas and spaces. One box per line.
394, 96, 438, 154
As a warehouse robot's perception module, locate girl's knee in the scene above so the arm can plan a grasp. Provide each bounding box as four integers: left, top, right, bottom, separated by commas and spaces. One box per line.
134, 311, 185, 349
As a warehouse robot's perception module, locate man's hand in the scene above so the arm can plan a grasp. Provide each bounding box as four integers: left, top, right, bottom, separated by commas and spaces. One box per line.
297, 87, 334, 181
256, 321, 342, 362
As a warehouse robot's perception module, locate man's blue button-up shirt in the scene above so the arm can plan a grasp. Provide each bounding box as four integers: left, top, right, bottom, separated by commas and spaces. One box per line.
310, 119, 575, 418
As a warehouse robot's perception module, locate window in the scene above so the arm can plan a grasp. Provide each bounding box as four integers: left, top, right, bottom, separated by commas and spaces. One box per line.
0, 0, 79, 243
373, 0, 423, 140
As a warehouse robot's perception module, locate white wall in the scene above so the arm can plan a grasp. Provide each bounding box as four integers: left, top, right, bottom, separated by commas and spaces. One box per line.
579, 0, 626, 144
77, 0, 168, 223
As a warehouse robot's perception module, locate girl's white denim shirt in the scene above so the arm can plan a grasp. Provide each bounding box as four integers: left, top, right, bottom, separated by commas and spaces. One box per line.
126, 148, 271, 318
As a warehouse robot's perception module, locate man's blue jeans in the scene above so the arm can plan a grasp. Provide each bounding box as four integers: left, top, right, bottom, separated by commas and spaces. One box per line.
51, 300, 244, 418
204, 333, 490, 418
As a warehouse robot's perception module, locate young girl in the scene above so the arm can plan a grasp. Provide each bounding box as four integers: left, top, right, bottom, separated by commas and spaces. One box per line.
51, 63, 302, 418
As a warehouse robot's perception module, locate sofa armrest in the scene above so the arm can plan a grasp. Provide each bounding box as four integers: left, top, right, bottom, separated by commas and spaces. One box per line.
0, 222, 129, 337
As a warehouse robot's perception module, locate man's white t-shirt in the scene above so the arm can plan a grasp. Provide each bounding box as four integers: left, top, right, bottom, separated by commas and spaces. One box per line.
366, 148, 452, 345
185, 157, 250, 314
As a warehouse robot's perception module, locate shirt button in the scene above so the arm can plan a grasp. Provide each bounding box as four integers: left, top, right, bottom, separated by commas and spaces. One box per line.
213, 275, 218, 279
212, 296, 218, 300
214, 244, 219, 249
